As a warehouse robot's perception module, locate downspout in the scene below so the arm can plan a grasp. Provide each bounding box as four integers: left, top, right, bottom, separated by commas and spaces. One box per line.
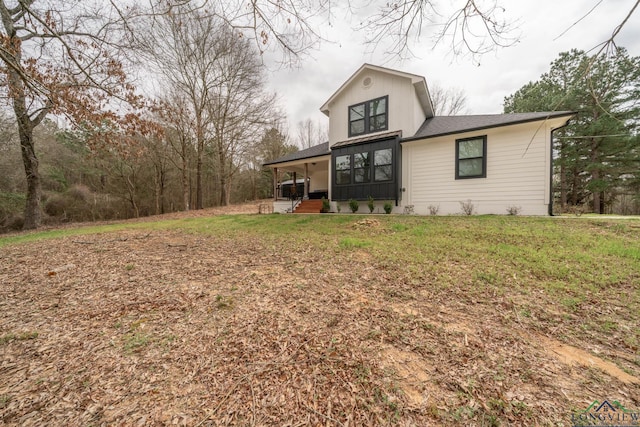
549, 128, 555, 216
396, 136, 401, 206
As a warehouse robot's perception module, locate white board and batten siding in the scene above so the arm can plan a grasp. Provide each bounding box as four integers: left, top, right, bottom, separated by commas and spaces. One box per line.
402, 119, 566, 215
325, 69, 426, 146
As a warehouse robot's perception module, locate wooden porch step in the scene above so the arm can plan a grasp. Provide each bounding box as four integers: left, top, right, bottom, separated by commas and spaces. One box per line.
294, 199, 324, 213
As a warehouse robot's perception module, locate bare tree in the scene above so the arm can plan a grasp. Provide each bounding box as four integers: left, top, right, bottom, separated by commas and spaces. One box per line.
429, 83, 468, 116
141, 5, 236, 210
154, 93, 196, 211
207, 25, 281, 206
296, 118, 328, 149
245, 125, 297, 199
0, 0, 145, 229
200, 0, 638, 65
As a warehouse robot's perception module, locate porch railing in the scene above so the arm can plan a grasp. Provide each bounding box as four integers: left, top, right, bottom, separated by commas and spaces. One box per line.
289, 195, 303, 213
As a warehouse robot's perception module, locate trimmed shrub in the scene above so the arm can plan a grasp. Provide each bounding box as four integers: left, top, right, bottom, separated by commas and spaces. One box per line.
321, 197, 330, 213
349, 199, 359, 213
383, 202, 393, 214
367, 196, 375, 213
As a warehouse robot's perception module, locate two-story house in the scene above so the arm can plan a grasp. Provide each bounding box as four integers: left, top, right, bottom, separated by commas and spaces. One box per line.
265, 64, 574, 215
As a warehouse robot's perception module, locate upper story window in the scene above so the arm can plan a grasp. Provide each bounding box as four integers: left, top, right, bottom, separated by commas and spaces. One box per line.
348, 96, 388, 137
456, 136, 487, 179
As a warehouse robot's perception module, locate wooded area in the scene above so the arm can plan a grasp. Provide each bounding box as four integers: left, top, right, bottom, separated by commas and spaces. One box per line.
504, 48, 640, 215
0, 1, 638, 231
0, 1, 302, 231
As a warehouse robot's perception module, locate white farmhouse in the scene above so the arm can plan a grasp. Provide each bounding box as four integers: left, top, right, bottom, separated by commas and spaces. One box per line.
265, 64, 574, 215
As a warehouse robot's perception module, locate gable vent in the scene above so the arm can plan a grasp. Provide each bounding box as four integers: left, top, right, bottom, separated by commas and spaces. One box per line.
362, 76, 372, 88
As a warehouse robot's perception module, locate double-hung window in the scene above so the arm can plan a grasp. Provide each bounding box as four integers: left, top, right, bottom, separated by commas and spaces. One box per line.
349, 96, 388, 137
335, 155, 351, 185
456, 136, 487, 179
354, 152, 370, 183
374, 149, 393, 182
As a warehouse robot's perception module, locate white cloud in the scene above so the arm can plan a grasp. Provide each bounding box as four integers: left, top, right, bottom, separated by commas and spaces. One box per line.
267, 0, 640, 127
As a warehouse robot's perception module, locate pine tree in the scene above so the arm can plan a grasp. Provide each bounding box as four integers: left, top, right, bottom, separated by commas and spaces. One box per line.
504, 49, 640, 214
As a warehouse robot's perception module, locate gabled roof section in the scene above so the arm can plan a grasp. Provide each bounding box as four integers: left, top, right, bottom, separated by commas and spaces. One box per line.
319, 64, 434, 118
406, 112, 575, 141
263, 142, 330, 166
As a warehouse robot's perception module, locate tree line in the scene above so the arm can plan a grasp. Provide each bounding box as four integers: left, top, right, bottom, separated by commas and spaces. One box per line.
0, 1, 312, 231
1, 1, 638, 230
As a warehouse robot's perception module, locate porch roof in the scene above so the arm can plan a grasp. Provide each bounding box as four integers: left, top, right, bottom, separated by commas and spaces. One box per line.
263, 142, 330, 167
332, 130, 402, 149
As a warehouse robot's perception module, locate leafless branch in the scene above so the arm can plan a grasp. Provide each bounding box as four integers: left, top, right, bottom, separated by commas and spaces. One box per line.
361, 0, 519, 62
553, 0, 604, 41
589, 0, 640, 57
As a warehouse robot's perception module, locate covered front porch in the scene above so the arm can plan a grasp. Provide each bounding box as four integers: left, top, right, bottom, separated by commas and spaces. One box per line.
264, 142, 331, 213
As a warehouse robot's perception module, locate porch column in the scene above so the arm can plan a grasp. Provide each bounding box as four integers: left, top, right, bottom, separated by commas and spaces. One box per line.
303, 163, 309, 200
273, 167, 278, 201
292, 172, 297, 200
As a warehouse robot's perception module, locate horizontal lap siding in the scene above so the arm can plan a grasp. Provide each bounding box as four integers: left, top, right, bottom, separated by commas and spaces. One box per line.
404, 123, 550, 215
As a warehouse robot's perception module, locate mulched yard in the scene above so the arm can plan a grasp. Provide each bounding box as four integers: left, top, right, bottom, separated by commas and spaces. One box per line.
1, 205, 638, 425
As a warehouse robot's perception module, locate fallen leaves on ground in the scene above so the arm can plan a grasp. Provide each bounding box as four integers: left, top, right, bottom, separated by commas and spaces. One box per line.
1, 209, 639, 426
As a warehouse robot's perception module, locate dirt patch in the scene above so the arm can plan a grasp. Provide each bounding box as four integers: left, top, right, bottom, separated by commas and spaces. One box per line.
537, 334, 640, 385
379, 346, 434, 407
352, 218, 381, 229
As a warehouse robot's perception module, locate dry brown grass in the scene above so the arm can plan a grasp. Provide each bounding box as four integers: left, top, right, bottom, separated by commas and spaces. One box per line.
1, 208, 639, 425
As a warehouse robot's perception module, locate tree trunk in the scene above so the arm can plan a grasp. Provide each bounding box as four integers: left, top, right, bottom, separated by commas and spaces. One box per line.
559, 141, 567, 211
571, 167, 579, 207
590, 135, 601, 214
153, 165, 160, 215
19, 129, 42, 229
219, 174, 227, 206
9, 66, 42, 229
181, 138, 190, 211
592, 169, 601, 214
195, 113, 204, 210
125, 170, 139, 218
153, 161, 167, 215
160, 167, 166, 214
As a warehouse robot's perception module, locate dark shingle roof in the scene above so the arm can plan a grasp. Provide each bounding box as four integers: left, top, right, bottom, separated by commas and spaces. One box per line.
407, 112, 574, 141
264, 112, 575, 166
263, 142, 330, 166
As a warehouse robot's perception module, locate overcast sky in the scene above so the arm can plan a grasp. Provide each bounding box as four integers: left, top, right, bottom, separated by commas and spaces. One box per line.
264, 0, 640, 133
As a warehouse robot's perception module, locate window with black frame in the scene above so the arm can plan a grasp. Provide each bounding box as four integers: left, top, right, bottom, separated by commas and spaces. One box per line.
348, 96, 388, 137
456, 136, 487, 179
354, 152, 370, 183
335, 154, 351, 184
374, 148, 393, 181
